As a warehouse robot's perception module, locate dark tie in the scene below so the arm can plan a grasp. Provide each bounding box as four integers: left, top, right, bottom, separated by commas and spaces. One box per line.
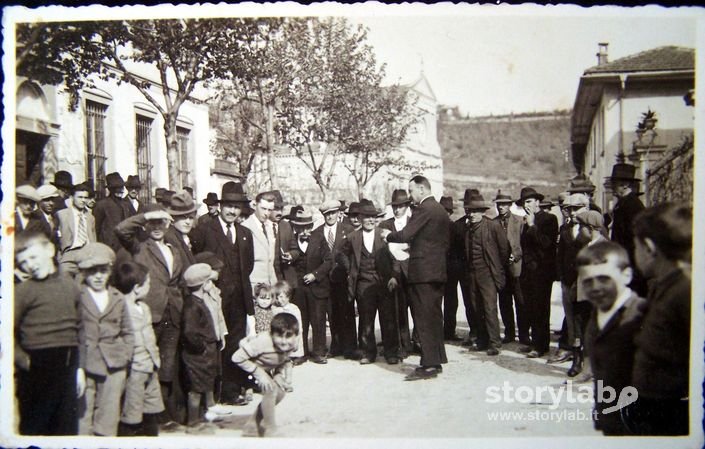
273, 223, 278, 242
226, 223, 233, 244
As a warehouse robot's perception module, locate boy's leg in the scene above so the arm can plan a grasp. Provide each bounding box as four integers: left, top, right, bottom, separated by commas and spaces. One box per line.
92, 369, 127, 436
187, 391, 203, 426
78, 375, 97, 435
257, 384, 286, 435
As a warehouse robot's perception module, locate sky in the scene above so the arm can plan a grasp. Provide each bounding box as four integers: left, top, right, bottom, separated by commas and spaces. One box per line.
350, 7, 698, 117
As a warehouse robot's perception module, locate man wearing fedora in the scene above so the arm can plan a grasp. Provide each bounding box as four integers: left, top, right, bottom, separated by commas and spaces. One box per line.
93, 172, 132, 253
379, 189, 414, 355
607, 162, 646, 297
125, 175, 142, 215
338, 201, 402, 365
241, 191, 278, 287
165, 190, 199, 267
517, 186, 558, 359
381, 175, 450, 380
448, 188, 480, 346
461, 193, 510, 355
198, 192, 220, 226
190, 181, 254, 405
50, 170, 74, 212
493, 191, 526, 345
314, 199, 358, 360
56, 182, 97, 277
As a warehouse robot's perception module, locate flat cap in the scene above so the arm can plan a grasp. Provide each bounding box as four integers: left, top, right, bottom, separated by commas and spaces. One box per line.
183, 263, 213, 287
319, 199, 343, 214
16, 185, 40, 203
77, 242, 116, 269
37, 184, 61, 200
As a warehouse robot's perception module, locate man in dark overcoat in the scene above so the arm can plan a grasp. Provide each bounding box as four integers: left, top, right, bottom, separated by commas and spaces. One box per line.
93, 172, 131, 252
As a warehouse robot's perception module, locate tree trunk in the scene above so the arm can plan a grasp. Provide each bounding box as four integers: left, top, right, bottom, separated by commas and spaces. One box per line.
265, 103, 278, 189
163, 114, 181, 190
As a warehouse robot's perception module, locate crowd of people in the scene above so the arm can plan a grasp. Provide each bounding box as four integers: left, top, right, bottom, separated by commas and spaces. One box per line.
12, 162, 692, 438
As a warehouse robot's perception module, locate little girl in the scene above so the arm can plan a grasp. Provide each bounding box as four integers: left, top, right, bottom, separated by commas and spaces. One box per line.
249, 283, 275, 335
272, 281, 304, 366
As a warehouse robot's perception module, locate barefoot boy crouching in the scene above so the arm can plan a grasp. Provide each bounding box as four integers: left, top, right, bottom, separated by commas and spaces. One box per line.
231, 313, 299, 437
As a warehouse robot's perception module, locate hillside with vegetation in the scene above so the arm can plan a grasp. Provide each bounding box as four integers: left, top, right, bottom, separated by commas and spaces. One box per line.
438, 110, 573, 209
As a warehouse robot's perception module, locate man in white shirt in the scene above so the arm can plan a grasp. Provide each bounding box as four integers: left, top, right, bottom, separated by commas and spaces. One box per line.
56, 182, 97, 276
241, 191, 278, 286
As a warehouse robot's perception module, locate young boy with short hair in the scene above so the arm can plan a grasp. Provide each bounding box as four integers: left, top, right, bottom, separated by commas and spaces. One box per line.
114, 261, 164, 437
272, 280, 304, 366
578, 240, 646, 435
14, 230, 84, 435
232, 313, 299, 437
75, 242, 135, 436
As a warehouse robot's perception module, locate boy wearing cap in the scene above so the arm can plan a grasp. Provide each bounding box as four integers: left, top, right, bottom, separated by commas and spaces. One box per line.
181, 263, 222, 432
14, 231, 85, 435
93, 172, 131, 252
75, 242, 135, 436
114, 261, 164, 437
56, 182, 97, 277
115, 204, 185, 429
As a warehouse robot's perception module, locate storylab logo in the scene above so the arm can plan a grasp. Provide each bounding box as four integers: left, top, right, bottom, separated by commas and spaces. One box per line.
486, 381, 638, 414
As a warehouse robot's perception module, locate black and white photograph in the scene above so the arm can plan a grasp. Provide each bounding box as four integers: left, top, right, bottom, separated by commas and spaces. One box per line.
1, 2, 703, 448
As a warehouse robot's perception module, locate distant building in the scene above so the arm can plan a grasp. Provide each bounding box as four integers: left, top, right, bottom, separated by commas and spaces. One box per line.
15, 64, 217, 211
570, 44, 695, 209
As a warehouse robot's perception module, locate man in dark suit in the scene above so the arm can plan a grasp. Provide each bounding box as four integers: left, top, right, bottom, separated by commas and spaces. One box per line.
379, 190, 414, 355
271, 195, 300, 288
125, 175, 142, 216
439, 195, 463, 342
33, 185, 61, 242
517, 186, 558, 359
461, 193, 510, 355
607, 162, 646, 297
493, 191, 526, 345
289, 207, 333, 364
93, 172, 132, 252
381, 175, 450, 380
190, 181, 254, 405
198, 192, 220, 226
164, 190, 198, 268
49, 170, 73, 212
314, 199, 357, 360
339, 201, 401, 365
579, 241, 646, 435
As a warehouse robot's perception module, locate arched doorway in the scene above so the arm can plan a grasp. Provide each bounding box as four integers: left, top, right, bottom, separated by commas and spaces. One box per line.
16, 81, 58, 185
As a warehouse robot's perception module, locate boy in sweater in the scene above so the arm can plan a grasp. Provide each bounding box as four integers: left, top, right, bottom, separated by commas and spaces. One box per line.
232, 313, 299, 437
14, 231, 85, 435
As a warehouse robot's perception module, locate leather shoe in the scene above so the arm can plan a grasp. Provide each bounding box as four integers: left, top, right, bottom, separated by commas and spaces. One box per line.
311, 356, 328, 364
359, 357, 374, 365
469, 344, 489, 352
518, 345, 532, 353
547, 349, 573, 364
404, 366, 440, 381
344, 351, 362, 361
292, 356, 308, 366
386, 357, 399, 365
501, 336, 515, 344
445, 334, 463, 341
526, 350, 544, 358
486, 348, 500, 356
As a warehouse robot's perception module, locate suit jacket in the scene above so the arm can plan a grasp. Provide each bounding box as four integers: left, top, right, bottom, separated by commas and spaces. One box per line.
379, 218, 410, 278
241, 214, 278, 285
611, 192, 644, 261
190, 217, 255, 316
387, 196, 450, 284
165, 227, 197, 268
312, 222, 354, 284
519, 210, 558, 281
338, 227, 401, 299
466, 218, 510, 291
494, 212, 524, 277
274, 220, 300, 286
125, 198, 140, 216
16, 210, 48, 236
585, 292, 646, 434
93, 195, 131, 252
115, 214, 185, 323
290, 231, 333, 299
55, 206, 97, 253
29, 210, 55, 240
556, 223, 589, 286
78, 286, 135, 377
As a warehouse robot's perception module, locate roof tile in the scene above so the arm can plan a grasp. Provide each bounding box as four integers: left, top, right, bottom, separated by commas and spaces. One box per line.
585, 46, 694, 74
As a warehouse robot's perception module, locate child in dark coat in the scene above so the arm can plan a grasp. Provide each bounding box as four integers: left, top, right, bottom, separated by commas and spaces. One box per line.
181, 263, 220, 432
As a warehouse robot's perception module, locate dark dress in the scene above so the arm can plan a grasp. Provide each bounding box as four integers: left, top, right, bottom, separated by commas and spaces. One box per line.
181, 294, 219, 393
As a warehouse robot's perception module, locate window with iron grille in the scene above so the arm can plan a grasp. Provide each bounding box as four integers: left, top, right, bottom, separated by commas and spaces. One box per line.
177, 126, 191, 190
136, 115, 154, 204
85, 100, 108, 198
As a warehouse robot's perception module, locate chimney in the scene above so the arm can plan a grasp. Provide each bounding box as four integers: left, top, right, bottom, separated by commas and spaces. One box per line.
596, 42, 609, 66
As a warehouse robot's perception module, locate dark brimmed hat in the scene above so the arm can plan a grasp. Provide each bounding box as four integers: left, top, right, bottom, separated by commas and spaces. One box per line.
493, 191, 514, 204
284, 205, 303, 220
359, 199, 385, 217
389, 189, 411, 206
440, 196, 454, 212
203, 192, 219, 205
459, 188, 480, 203
464, 193, 490, 210
167, 190, 198, 216
540, 198, 555, 208
606, 163, 641, 183
220, 181, 249, 204
567, 174, 596, 194
51, 170, 74, 190
162, 190, 176, 205
289, 206, 314, 226
346, 202, 361, 216
106, 172, 125, 189
126, 175, 141, 189
265, 190, 285, 208
72, 181, 94, 196
516, 187, 544, 205
358, 201, 382, 217
154, 188, 167, 202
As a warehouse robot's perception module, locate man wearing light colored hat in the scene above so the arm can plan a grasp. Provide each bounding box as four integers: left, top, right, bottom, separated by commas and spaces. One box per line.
313, 198, 357, 361
34, 184, 61, 239
15, 184, 43, 234
93, 172, 131, 252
